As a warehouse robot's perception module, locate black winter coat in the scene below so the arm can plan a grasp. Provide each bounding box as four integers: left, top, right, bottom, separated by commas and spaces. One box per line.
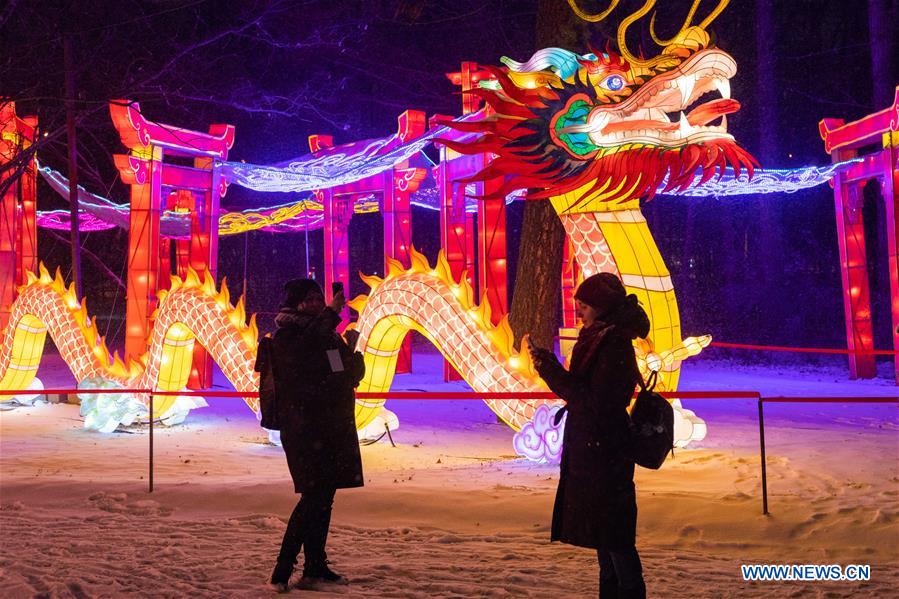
271, 307, 365, 493
536, 322, 640, 550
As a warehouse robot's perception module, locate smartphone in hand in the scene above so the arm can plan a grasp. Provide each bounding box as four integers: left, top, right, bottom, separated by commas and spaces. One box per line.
331, 281, 344, 298
343, 329, 360, 352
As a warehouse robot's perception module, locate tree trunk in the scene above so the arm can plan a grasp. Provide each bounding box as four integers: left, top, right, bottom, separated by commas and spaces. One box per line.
509, 200, 567, 350
64, 32, 83, 299
751, 0, 780, 333
868, 0, 896, 109
508, 1, 587, 351
754, 0, 778, 165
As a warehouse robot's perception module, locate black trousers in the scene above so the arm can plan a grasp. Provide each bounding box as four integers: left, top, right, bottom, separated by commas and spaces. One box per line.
597, 546, 645, 599
277, 487, 337, 567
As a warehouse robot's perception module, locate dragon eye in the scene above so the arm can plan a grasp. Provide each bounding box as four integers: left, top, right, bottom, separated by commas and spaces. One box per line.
602, 75, 625, 91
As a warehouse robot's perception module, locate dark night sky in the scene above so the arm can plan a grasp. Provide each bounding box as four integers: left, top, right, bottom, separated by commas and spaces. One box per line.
2, 1, 897, 364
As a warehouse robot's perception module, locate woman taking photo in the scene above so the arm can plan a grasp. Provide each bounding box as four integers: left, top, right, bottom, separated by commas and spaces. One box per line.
269, 279, 365, 591
529, 272, 650, 599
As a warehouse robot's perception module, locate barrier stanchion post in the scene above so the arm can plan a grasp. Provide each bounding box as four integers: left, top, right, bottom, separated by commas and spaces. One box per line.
758, 396, 768, 515
149, 392, 154, 493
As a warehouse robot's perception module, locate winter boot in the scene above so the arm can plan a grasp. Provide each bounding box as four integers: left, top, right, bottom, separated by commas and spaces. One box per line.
301, 559, 348, 585
599, 579, 619, 599
270, 560, 293, 592
617, 581, 646, 599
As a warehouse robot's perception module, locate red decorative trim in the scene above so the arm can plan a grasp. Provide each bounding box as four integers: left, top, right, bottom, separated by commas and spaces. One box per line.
113, 154, 149, 185
396, 110, 426, 143
819, 86, 899, 153
394, 168, 427, 193
891, 86, 899, 132
109, 100, 234, 159
308, 134, 333, 153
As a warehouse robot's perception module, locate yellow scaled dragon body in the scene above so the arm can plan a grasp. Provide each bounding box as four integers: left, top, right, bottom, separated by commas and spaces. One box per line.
0, 266, 259, 420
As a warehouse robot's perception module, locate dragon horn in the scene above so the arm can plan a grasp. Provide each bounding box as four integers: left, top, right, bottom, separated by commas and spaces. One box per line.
566, 0, 620, 22
617, 0, 658, 68
650, 0, 731, 46
698, 0, 730, 30
650, 0, 701, 46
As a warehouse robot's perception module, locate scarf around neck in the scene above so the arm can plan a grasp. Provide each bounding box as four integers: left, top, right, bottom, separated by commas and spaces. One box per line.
569, 321, 614, 375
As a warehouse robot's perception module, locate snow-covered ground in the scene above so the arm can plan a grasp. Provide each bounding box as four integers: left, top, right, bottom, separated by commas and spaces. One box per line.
1, 349, 897, 598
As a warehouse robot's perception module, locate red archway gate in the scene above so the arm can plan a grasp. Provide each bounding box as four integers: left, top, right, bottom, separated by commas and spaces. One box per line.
439, 63, 509, 381
110, 100, 234, 388
820, 86, 899, 382
309, 110, 427, 373
0, 102, 38, 331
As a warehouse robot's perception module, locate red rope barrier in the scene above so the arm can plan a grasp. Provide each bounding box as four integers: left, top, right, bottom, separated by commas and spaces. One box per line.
709, 341, 899, 356
761, 396, 897, 403
2, 388, 758, 400
3, 388, 896, 403
555, 336, 899, 355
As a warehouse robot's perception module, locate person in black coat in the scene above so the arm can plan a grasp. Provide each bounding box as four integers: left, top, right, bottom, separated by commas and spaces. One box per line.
269, 279, 365, 590
529, 272, 650, 599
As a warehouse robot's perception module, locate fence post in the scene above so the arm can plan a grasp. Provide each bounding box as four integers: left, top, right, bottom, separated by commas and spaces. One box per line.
149, 392, 154, 493
757, 396, 768, 515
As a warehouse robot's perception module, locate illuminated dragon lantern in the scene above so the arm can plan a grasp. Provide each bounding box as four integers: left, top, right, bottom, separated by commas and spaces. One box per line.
346, 0, 755, 453
1, 0, 751, 454
434, 0, 757, 394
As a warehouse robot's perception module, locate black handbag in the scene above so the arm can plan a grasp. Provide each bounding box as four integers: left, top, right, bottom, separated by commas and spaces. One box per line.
629, 370, 674, 469
254, 335, 279, 430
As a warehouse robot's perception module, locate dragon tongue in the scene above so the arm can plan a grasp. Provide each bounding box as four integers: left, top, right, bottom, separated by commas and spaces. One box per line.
686, 98, 742, 126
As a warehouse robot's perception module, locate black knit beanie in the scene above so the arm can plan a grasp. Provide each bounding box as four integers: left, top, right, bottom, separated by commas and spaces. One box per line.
282, 278, 322, 308
574, 272, 626, 316
575, 272, 650, 339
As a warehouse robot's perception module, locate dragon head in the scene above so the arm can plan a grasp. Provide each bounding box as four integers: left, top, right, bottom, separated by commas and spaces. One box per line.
439, 0, 757, 212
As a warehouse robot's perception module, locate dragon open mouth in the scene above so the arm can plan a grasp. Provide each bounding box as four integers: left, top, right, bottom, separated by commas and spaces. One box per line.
569, 49, 741, 147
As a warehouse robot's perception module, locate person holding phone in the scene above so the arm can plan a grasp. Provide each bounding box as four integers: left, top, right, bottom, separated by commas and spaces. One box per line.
528, 273, 650, 599
269, 278, 365, 591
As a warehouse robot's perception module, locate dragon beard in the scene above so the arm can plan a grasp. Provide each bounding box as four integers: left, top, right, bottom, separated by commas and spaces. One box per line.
437, 66, 757, 210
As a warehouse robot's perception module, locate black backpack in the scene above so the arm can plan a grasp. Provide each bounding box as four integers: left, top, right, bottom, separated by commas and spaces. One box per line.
254, 335, 279, 431
629, 370, 674, 469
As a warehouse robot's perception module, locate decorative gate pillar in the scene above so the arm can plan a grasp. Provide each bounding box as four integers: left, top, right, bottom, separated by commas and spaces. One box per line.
433, 121, 508, 378
0, 102, 37, 331
386, 167, 426, 371
311, 110, 426, 364
820, 86, 899, 382
110, 100, 234, 388
321, 187, 353, 320
473, 158, 507, 325
434, 149, 470, 381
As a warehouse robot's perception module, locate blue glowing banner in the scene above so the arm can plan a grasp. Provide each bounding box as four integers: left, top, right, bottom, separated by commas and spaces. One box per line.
37, 155, 861, 235
38, 164, 192, 238
656, 160, 861, 197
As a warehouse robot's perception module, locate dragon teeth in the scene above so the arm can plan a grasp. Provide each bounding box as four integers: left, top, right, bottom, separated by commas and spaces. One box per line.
677, 112, 693, 136
676, 76, 696, 107
713, 78, 731, 99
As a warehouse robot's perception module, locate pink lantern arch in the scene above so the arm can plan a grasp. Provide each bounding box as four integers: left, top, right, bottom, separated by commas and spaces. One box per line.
819, 85, 899, 382
0, 102, 38, 331
110, 100, 235, 388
